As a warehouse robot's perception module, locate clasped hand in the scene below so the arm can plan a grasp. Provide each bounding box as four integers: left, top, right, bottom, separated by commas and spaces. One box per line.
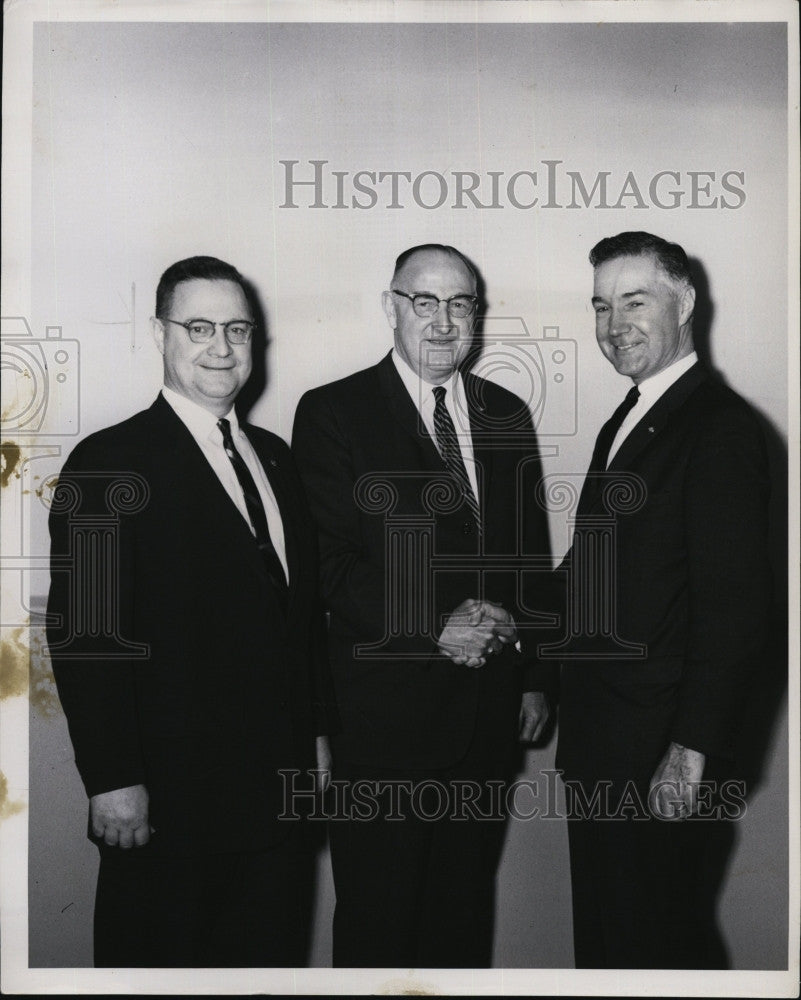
437, 598, 517, 668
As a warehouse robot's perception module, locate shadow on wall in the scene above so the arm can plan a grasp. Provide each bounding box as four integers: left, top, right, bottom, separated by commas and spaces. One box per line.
689, 255, 789, 798
234, 275, 270, 422
670, 257, 789, 969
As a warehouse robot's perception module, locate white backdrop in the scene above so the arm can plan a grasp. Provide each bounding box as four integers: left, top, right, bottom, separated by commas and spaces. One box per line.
2, 4, 794, 991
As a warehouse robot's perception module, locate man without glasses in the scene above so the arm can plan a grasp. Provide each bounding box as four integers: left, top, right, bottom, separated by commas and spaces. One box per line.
47, 255, 336, 967
555, 231, 771, 968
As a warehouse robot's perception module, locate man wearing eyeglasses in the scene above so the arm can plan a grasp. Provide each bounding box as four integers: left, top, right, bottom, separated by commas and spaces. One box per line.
292, 244, 553, 967
47, 255, 336, 967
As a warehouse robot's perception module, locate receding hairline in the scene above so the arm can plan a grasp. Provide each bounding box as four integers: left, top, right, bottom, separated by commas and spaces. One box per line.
390, 245, 477, 290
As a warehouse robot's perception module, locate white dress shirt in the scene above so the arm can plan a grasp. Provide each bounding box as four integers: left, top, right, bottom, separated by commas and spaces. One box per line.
606, 351, 698, 468
162, 386, 289, 580
391, 350, 480, 506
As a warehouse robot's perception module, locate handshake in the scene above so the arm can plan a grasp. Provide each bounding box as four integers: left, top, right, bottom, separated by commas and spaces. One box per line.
437, 599, 518, 669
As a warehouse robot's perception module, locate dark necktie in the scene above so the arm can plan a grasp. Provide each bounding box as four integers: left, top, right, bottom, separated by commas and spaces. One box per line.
590, 384, 641, 473
217, 418, 288, 606
577, 385, 640, 517
432, 385, 482, 532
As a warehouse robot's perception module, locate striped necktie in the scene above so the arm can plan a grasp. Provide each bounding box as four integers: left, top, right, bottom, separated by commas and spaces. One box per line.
432, 385, 481, 532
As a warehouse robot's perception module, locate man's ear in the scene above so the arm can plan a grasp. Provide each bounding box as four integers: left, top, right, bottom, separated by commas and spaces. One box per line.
381, 290, 398, 330
678, 284, 696, 328
151, 316, 166, 356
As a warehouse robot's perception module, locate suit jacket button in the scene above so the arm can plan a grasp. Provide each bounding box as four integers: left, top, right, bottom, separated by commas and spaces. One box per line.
462, 521, 473, 535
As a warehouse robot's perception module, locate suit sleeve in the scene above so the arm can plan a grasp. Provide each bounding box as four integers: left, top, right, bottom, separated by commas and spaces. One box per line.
669, 405, 772, 759
308, 594, 340, 734
272, 437, 341, 735
292, 389, 439, 659
46, 440, 147, 798
513, 413, 560, 698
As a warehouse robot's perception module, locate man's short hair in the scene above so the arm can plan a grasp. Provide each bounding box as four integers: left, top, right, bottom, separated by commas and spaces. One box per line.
391, 244, 478, 288
155, 256, 246, 318
589, 232, 693, 290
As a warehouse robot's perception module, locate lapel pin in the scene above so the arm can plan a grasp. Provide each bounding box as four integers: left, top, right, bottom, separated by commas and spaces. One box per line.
647, 426, 655, 433
269, 458, 278, 467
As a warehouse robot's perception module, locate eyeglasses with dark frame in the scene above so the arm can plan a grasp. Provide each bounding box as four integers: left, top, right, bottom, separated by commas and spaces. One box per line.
391, 289, 477, 319
160, 317, 256, 344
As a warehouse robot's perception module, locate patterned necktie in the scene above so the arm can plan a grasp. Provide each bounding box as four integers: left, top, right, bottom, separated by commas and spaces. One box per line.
217, 418, 288, 606
432, 385, 482, 532
590, 385, 641, 472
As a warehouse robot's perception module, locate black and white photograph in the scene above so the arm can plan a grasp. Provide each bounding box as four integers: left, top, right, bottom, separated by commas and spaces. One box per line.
0, 0, 797, 995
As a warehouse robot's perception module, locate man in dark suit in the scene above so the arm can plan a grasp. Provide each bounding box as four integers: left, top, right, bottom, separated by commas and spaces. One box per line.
292, 244, 554, 967
47, 255, 336, 967
554, 232, 771, 969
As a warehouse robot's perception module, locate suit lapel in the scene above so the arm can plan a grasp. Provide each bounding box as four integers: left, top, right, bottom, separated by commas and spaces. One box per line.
463, 372, 492, 515
241, 425, 300, 612
577, 364, 709, 517
377, 353, 444, 473
147, 395, 279, 584
376, 355, 491, 531
607, 362, 708, 473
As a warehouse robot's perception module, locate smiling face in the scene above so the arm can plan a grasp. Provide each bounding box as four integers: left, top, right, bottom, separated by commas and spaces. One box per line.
152, 278, 253, 416
591, 253, 695, 384
382, 248, 476, 385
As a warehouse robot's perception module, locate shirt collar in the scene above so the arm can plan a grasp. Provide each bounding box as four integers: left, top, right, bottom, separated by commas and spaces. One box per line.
161, 385, 238, 442
634, 351, 698, 408
391, 348, 463, 417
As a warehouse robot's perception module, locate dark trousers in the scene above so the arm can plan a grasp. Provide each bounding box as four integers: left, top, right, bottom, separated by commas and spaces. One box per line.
566, 782, 731, 969
94, 829, 314, 967
328, 755, 508, 968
